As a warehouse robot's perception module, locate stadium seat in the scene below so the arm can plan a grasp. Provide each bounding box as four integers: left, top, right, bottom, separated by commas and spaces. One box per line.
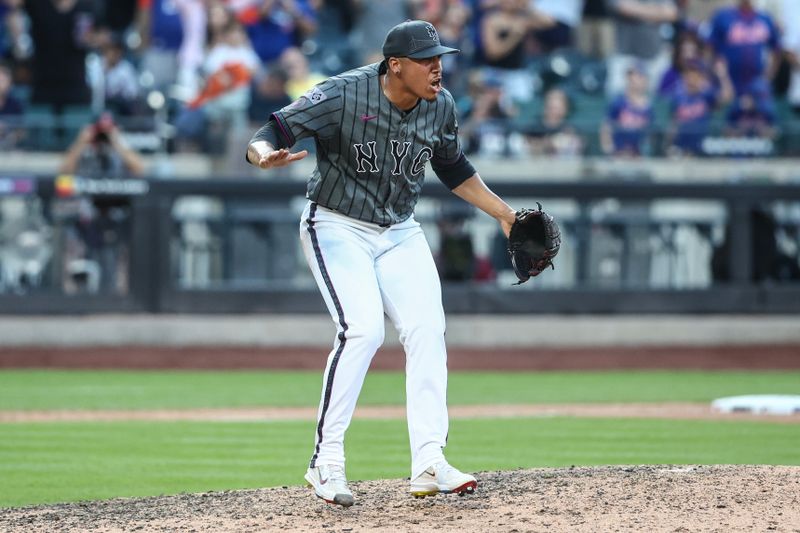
21, 104, 59, 151
60, 105, 95, 140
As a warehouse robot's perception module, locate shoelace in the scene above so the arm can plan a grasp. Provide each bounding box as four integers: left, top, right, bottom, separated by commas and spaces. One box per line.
434, 461, 458, 477
324, 464, 348, 483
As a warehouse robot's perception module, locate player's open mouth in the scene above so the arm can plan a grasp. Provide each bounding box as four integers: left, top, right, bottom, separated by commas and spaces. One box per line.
431, 78, 442, 92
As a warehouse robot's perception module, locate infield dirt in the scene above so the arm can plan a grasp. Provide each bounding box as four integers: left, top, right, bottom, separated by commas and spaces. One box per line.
2, 345, 798, 531
1, 465, 798, 532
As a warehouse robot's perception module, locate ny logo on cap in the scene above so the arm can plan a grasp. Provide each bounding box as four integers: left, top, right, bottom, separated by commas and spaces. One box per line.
425, 24, 438, 41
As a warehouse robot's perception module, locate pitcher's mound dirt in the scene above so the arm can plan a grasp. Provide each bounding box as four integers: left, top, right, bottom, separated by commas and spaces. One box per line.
2, 465, 798, 532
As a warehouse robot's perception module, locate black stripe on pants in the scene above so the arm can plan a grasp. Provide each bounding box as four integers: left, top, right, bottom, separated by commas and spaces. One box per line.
307, 203, 349, 468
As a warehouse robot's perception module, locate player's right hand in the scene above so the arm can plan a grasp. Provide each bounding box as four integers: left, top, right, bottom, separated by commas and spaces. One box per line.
257, 148, 309, 169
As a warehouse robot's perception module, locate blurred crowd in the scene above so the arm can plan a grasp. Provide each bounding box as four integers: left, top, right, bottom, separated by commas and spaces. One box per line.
0, 0, 799, 165
1, 0, 799, 295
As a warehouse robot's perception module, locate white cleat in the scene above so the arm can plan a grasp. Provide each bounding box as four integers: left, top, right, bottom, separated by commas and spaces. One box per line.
409, 460, 477, 498
305, 464, 355, 507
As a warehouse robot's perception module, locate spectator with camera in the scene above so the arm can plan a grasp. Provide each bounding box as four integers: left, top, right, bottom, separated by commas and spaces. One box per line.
60, 113, 145, 179
59, 113, 145, 294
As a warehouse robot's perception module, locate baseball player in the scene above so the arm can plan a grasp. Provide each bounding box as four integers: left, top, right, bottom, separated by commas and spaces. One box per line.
246, 20, 518, 508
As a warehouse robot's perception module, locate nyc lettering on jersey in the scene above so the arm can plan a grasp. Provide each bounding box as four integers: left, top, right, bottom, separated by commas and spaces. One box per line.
353, 141, 432, 176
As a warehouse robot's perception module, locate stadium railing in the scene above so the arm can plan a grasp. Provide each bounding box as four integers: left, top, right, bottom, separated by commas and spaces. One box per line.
0, 175, 799, 314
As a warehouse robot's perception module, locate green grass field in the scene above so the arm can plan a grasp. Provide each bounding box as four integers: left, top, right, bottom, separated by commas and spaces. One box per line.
1, 370, 799, 508
2, 369, 799, 409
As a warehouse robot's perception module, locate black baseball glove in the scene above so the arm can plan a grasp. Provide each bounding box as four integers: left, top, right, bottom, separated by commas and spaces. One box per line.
507, 202, 561, 284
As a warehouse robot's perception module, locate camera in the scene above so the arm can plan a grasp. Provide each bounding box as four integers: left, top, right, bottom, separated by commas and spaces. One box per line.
92, 113, 115, 144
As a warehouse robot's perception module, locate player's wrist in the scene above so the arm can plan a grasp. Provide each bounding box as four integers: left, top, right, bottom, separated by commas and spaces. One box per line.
496, 206, 517, 224
247, 141, 275, 164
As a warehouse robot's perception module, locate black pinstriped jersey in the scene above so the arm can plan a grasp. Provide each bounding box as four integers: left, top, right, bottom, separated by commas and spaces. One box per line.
270, 62, 474, 226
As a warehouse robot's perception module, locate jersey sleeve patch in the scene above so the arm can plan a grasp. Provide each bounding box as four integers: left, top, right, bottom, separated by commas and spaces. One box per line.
290, 86, 328, 107
306, 86, 327, 104
285, 85, 330, 113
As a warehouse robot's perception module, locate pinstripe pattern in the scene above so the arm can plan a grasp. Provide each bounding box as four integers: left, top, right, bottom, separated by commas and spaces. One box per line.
272, 62, 464, 226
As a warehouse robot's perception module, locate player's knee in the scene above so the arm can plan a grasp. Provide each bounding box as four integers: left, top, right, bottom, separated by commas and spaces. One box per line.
344, 319, 385, 352
400, 319, 445, 344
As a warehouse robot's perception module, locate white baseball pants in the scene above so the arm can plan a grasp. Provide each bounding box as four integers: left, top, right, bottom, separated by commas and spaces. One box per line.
299, 201, 449, 480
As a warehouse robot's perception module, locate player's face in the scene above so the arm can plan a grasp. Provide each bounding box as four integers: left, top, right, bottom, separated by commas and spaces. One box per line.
400, 56, 444, 102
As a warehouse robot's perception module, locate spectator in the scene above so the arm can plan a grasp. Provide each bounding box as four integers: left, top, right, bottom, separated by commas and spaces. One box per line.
605, 0, 678, 97
602, 63, 653, 156
658, 27, 705, 97
458, 70, 514, 156
476, 0, 552, 103
24, 0, 99, 112
1, 0, 33, 72
59, 112, 145, 294
667, 59, 732, 156
239, 0, 318, 64
704, 0, 781, 97
174, 17, 260, 151
524, 86, 583, 157
279, 46, 326, 100
135, 0, 185, 90
576, 0, 614, 59
248, 65, 292, 126
725, 87, 776, 140
208, 0, 235, 43
174, 0, 207, 98
530, 0, 585, 53
477, 0, 540, 70
98, 32, 142, 116
135, 0, 205, 97
60, 112, 145, 179
172, 1, 242, 101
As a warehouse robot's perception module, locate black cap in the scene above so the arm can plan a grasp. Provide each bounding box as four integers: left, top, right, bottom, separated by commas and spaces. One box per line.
382, 20, 459, 59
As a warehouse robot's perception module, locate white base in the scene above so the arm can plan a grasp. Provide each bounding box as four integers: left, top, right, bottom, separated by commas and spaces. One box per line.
711, 395, 800, 415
